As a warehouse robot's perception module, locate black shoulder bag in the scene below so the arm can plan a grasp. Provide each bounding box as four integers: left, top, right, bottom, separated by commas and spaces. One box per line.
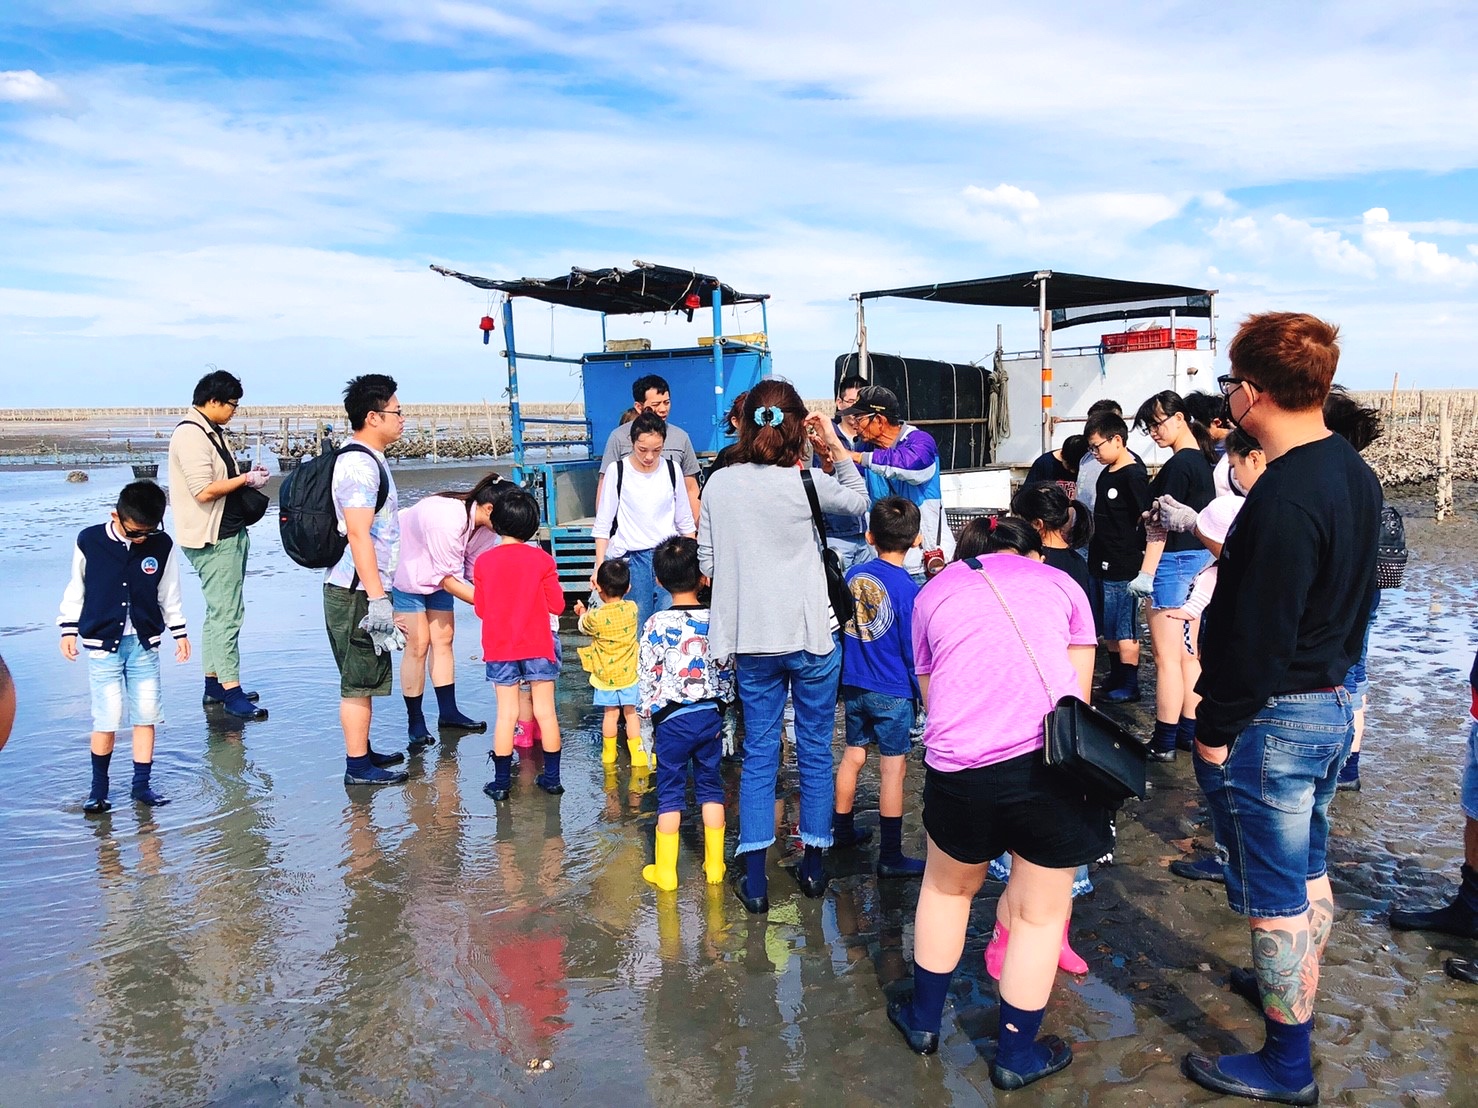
800, 469, 856, 627
965, 556, 1146, 806
177, 419, 270, 526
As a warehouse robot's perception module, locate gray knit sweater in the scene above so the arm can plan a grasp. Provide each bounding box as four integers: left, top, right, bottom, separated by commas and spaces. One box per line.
698, 459, 869, 659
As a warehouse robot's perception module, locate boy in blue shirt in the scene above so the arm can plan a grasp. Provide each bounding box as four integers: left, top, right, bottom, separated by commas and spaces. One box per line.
59, 480, 191, 812
832, 497, 925, 877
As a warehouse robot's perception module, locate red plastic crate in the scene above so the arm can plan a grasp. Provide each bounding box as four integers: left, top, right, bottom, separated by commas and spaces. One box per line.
1101, 327, 1198, 353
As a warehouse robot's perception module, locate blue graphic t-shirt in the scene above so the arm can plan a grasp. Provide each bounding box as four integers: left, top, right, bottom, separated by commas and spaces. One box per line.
842, 559, 920, 701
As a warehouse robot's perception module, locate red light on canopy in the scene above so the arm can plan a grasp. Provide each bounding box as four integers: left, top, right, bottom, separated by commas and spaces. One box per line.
479, 315, 496, 345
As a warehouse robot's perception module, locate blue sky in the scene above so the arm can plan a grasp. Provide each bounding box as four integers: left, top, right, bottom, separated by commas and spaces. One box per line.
3, 1, 1477, 406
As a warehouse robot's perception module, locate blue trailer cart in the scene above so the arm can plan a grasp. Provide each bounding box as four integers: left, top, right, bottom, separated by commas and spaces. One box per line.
431, 261, 771, 594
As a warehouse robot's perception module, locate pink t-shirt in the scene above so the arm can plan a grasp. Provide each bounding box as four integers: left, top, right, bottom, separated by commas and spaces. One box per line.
392, 495, 479, 595
913, 554, 1097, 773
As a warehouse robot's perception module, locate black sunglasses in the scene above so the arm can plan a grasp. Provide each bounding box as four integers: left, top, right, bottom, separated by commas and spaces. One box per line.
120, 521, 163, 539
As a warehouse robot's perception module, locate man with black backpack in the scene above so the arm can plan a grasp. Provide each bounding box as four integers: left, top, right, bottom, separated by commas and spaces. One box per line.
316, 374, 408, 785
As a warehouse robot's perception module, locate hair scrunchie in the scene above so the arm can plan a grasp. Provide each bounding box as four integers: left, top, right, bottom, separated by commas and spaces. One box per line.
752, 405, 784, 427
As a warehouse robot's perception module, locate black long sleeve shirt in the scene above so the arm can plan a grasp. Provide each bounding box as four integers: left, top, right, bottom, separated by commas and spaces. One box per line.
1196, 434, 1381, 747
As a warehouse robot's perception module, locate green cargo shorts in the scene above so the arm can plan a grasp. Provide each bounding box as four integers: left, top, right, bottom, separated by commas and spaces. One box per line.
323, 584, 392, 698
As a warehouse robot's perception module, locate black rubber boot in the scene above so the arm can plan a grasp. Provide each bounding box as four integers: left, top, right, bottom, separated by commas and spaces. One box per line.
1390, 864, 1478, 939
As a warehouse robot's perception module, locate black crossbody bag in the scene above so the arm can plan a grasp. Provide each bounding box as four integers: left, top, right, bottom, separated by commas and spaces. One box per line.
799, 469, 856, 627
177, 420, 270, 526
965, 556, 1146, 806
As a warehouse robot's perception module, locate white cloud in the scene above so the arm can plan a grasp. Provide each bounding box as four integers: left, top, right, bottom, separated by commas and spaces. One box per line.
1211, 213, 1376, 279
962, 184, 1040, 215
1361, 207, 1478, 283
0, 70, 70, 110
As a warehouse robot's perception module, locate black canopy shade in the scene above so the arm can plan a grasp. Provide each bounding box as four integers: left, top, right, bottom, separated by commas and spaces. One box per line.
856, 270, 1214, 315
431, 262, 768, 318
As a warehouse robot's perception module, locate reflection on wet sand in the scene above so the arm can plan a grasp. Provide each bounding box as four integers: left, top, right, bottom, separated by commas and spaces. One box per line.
4, 470, 1477, 1102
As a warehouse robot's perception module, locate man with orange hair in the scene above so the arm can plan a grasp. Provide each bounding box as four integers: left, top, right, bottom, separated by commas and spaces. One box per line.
1184, 313, 1380, 1106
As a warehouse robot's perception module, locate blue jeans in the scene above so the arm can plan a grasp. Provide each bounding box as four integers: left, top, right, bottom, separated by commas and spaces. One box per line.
735, 636, 842, 852
1462, 718, 1478, 821
827, 534, 874, 570
1194, 690, 1354, 918
624, 547, 671, 636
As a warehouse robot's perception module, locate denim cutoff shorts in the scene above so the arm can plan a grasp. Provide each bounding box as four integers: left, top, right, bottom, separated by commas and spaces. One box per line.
391, 587, 454, 613
1194, 689, 1354, 917
1151, 548, 1214, 610
87, 634, 163, 731
843, 687, 914, 757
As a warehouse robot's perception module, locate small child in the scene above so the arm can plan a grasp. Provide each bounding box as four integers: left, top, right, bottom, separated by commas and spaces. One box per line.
473, 489, 566, 801
832, 497, 925, 877
573, 559, 643, 767
637, 536, 734, 891
59, 480, 191, 813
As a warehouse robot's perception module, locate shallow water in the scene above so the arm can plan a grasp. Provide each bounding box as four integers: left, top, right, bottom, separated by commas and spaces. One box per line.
2, 469, 1476, 1105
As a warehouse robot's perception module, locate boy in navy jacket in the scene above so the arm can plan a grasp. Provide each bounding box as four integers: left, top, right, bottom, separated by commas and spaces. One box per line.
59, 481, 190, 812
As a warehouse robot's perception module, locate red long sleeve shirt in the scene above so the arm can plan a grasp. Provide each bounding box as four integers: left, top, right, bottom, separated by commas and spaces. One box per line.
473, 541, 565, 662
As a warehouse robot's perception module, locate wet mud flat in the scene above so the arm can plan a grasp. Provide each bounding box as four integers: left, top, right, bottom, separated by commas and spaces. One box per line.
1, 469, 1476, 1105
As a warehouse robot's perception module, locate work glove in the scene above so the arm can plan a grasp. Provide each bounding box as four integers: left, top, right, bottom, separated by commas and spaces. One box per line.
360, 596, 397, 637
1127, 570, 1156, 597
243, 465, 270, 489
1149, 494, 1199, 533
367, 625, 407, 656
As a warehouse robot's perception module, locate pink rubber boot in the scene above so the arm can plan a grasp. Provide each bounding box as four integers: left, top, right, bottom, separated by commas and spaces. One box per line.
1058, 923, 1089, 975
985, 921, 1008, 980
513, 717, 540, 750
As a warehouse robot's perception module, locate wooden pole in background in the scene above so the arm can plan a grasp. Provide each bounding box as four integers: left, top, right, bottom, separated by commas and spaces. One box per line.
1436, 395, 1453, 522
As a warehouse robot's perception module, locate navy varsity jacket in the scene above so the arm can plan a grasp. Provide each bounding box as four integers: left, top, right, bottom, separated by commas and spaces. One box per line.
59, 523, 188, 651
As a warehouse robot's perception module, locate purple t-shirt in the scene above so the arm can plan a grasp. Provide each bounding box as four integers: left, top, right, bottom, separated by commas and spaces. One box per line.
913, 554, 1096, 773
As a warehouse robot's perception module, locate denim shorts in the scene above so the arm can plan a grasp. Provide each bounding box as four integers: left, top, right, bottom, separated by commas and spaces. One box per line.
87, 634, 163, 731
1151, 549, 1214, 610
843, 687, 914, 757
486, 654, 561, 686
1462, 718, 1478, 821
391, 587, 454, 613
1194, 690, 1354, 918
1341, 594, 1379, 704
1095, 576, 1140, 642
653, 704, 724, 814
593, 683, 639, 707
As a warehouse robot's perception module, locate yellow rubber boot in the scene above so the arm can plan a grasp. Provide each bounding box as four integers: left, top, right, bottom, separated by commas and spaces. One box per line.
601, 735, 618, 764
643, 829, 679, 891
703, 825, 727, 885
627, 736, 649, 769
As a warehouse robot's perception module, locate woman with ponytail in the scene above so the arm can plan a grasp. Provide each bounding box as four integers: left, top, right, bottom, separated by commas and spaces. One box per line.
1010, 483, 1093, 600
1130, 391, 1216, 761
699, 379, 869, 913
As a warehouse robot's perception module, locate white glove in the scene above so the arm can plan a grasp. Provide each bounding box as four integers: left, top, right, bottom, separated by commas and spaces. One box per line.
360, 596, 397, 637
366, 625, 407, 656
243, 465, 270, 489
1127, 571, 1156, 597
1150, 494, 1199, 533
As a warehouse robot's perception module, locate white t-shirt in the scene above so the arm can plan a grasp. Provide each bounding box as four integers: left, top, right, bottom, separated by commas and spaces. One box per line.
326, 443, 399, 590
592, 457, 694, 558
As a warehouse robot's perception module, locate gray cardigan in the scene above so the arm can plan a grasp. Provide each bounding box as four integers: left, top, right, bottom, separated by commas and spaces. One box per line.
698, 459, 870, 659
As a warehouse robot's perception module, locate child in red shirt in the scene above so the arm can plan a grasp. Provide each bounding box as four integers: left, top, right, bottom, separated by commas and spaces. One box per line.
473, 489, 566, 801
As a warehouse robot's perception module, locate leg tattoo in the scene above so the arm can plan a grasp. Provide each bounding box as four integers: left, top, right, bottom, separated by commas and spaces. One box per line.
1251, 924, 1318, 1024
1308, 896, 1334, 962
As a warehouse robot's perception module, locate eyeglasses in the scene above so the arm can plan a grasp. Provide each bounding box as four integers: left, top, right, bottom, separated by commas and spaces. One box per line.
1086, 439, 1114, 455
120, 522, 163, 539
375, 407, 405, 419
1218, 375, 1259, 398
223, 398, 241, 409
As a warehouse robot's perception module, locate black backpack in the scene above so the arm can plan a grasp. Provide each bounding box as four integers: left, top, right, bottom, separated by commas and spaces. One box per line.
1376, 503, 1407, 589
279, 443, 388, 569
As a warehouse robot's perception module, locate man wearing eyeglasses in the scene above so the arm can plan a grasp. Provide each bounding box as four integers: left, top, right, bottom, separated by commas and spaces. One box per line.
168, 369, 271, 720
1181, 314, 1380, 1106
325, 374, 409, 786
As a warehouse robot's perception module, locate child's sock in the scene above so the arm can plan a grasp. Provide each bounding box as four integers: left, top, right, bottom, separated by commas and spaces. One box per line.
492, 753, 513, 792
1339, 751, 1361, 781
541, 750, 561, 787
1213, 1017, 1315, 1092
908, 964, 953, 1034
404, 693, 431, 739
1177, 716, 1198, 752
131, 760, 168, 806
880, 815, 904, 862
1150, 719, 1178, 754
833, 808, 856, 842
89, 751, 112, 803
346, 753, 373, 778
1104, 658, 1124, 688
800, 843, 824, 883
995, 999, 1049, 1074
745, 848, 768, 900
433, 683, 482, 729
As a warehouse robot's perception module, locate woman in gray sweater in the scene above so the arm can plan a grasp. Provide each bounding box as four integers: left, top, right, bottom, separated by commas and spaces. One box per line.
699, 379, 870, 912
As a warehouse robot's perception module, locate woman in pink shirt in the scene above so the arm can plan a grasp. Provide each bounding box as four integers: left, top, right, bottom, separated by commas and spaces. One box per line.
391, 473, 513, 747
888, 516, 1106, 1093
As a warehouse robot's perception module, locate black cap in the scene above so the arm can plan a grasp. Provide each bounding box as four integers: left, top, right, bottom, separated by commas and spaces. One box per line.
837, 384, 900, 420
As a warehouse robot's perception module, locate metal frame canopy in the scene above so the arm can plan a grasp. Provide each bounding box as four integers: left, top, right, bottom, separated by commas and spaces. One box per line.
429, 261, 768, 320
853, 269, 1217, 451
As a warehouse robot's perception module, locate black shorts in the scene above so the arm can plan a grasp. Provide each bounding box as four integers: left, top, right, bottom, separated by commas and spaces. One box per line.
922, 750, 1114, 869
